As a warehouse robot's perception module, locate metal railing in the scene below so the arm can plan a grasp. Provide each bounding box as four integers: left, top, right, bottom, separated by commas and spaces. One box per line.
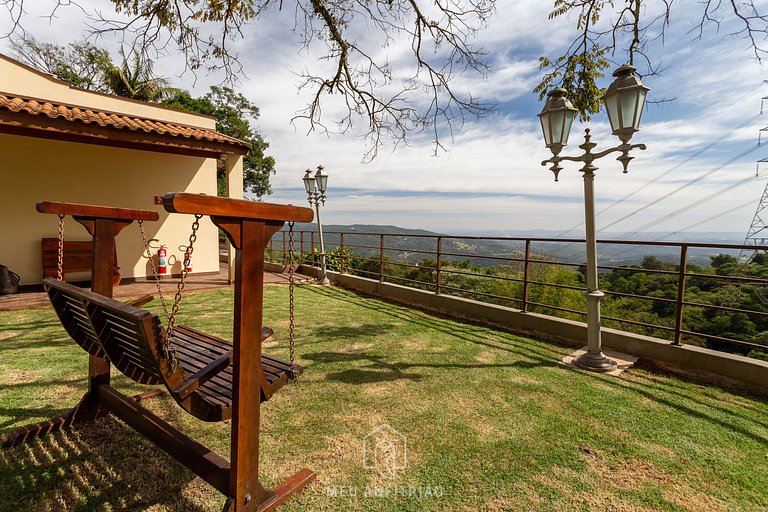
266, 230, 768, 357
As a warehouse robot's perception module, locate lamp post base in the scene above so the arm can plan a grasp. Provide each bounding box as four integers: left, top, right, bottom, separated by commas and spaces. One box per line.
573, 351, 618, 373
318, 276, 331, 285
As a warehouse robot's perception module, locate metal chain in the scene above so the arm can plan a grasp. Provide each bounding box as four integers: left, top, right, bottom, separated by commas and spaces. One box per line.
56, 215, 65, 281
136, 214, 202, 372
138, 219, 171, 322
288, 221, 297, 381
159, 214, 203, 371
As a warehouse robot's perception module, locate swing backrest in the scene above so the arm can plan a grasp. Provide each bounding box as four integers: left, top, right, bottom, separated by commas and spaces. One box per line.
45, 278, 165, 385
46, 279, 106, 359
86, 291, 166, 386
45, 277, 298, 423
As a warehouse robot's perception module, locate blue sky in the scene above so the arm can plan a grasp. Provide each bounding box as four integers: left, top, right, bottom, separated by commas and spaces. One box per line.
2, 1, 767, 238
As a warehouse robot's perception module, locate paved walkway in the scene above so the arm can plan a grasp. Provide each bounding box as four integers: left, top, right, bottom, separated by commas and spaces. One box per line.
0, 264, 311, 311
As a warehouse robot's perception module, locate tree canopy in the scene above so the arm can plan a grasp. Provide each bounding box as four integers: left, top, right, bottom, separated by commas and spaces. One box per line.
535, 0, 768, 120
10, 36, 275, 197
3, 1, 768, 147
162, 87, 276, 197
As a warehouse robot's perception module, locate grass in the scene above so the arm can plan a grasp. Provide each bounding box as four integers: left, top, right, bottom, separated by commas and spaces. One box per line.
1, 284, 768, 511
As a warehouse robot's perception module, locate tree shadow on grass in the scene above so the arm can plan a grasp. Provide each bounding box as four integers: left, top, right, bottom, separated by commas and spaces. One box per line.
304, 350, 559, 384
578, 364, 768, 445
313, 322, 398, 341
0, 404, 76, 431
301, 285, 566, 366
303, 285, 768, 445
0, 416, 217, 512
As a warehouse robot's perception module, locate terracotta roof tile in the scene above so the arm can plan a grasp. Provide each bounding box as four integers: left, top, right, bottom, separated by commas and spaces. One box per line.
0, 92, 251, 151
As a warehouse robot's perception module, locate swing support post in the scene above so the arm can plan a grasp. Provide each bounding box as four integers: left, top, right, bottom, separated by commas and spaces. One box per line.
166, 193, 315, 512
4, 202, 159, 447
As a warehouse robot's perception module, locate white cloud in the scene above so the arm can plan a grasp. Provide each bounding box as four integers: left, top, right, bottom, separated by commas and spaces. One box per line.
1, 0, 766, 237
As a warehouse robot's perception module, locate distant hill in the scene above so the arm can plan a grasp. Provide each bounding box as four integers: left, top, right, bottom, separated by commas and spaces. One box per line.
286, 224, 519, 266
284, 224, 743, 267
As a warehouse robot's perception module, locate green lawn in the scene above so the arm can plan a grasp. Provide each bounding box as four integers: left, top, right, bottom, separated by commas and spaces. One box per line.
1, 284, 768, 511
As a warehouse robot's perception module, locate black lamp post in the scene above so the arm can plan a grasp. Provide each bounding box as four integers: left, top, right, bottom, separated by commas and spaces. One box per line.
539, 65, 649, 372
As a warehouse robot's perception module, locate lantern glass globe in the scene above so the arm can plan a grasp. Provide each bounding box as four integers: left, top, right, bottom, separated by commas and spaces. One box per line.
603, 64, 649, 142
539, 87, 577, 152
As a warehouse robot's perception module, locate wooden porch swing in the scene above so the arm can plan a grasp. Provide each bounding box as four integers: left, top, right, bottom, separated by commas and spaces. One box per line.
4, 193, 316, 511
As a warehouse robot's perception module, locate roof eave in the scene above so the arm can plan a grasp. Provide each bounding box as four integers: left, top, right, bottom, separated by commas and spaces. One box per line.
0, 109, 251, 158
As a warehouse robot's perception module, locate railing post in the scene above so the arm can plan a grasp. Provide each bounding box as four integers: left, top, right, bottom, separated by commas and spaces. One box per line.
436, 236, 442, 295
282, 230, 286, 265
379, 234, 385, 282
300, 231, 305, 264
340, 233, 345, 274
311, 231, 316, 266
523, 240, 531, 312
268, 237, 273, 262
673, 244, 688, 346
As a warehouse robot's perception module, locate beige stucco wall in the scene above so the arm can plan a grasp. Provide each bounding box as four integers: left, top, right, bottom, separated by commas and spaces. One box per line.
0, 55, 215, 129
0, 133, 220, 286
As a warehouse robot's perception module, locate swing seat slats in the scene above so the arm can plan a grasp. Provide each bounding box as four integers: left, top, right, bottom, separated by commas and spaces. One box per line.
44, 278, 300, 423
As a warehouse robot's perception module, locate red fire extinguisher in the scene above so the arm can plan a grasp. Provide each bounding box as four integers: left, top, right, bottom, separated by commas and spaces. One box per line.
157, 245, 167, 275
180, 245, 192, 273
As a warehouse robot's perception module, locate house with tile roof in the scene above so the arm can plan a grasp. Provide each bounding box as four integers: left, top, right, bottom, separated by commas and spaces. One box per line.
0, 53, 250, 287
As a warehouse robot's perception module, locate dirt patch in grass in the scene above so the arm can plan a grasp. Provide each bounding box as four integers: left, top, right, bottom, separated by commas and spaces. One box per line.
580, 446, 729, 512
399, 339, 430, 351
51, 382, 83, 399
347, 342, 375, 351
0, 330, 18, 341
312, 433, 362, 484
3, 369, 39, 384
474, 350, 496, 364
648, 443, 677, 458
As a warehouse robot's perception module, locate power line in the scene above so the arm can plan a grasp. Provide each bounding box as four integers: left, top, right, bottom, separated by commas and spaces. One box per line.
649, 198, 758, 241
554, 113, 762, 238
607, 197, 759, 260
616, 174, 758, 239
598, 145, 761, 233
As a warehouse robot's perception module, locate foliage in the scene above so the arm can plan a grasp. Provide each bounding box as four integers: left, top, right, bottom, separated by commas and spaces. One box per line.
536, 0, 768, 120
162, 87, 276, 197
284, 241, 768, 359
4, 0, 495, 158
102, 47, 175, 102
11, 36, 173, 102
10, 36, 112, 92
11, 35, 275, 196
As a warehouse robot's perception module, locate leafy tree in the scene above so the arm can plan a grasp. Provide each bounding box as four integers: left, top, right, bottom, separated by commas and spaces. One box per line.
11, 36, 275, 196
711, 254, 738, 269
11, 37, 173, 102
10, 36, 112, 92
536, 1, 768, 119
641, 255, 673, 271
3, 0, 494, 158
162, 87, 276, 197
102, 48, 174, 102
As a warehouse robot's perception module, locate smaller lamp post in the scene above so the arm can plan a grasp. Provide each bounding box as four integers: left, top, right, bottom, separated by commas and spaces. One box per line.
303, 165, 330, 285
539, 65, 649, 372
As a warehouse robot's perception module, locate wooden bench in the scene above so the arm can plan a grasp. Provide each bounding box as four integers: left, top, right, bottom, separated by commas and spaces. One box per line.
42, 238, 120, 285
45, 277, 300, 422
12, 196, 317, 511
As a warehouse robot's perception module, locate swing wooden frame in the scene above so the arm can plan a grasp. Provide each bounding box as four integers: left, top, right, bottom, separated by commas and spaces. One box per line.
4, 194, 316, 512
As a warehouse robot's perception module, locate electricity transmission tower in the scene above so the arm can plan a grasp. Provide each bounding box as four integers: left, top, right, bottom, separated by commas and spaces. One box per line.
740, 84, 768, 261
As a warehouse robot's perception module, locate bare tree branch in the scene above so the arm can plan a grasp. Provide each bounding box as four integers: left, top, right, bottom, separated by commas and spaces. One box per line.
537, 0, 768, 119
0, 0, 494, 158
